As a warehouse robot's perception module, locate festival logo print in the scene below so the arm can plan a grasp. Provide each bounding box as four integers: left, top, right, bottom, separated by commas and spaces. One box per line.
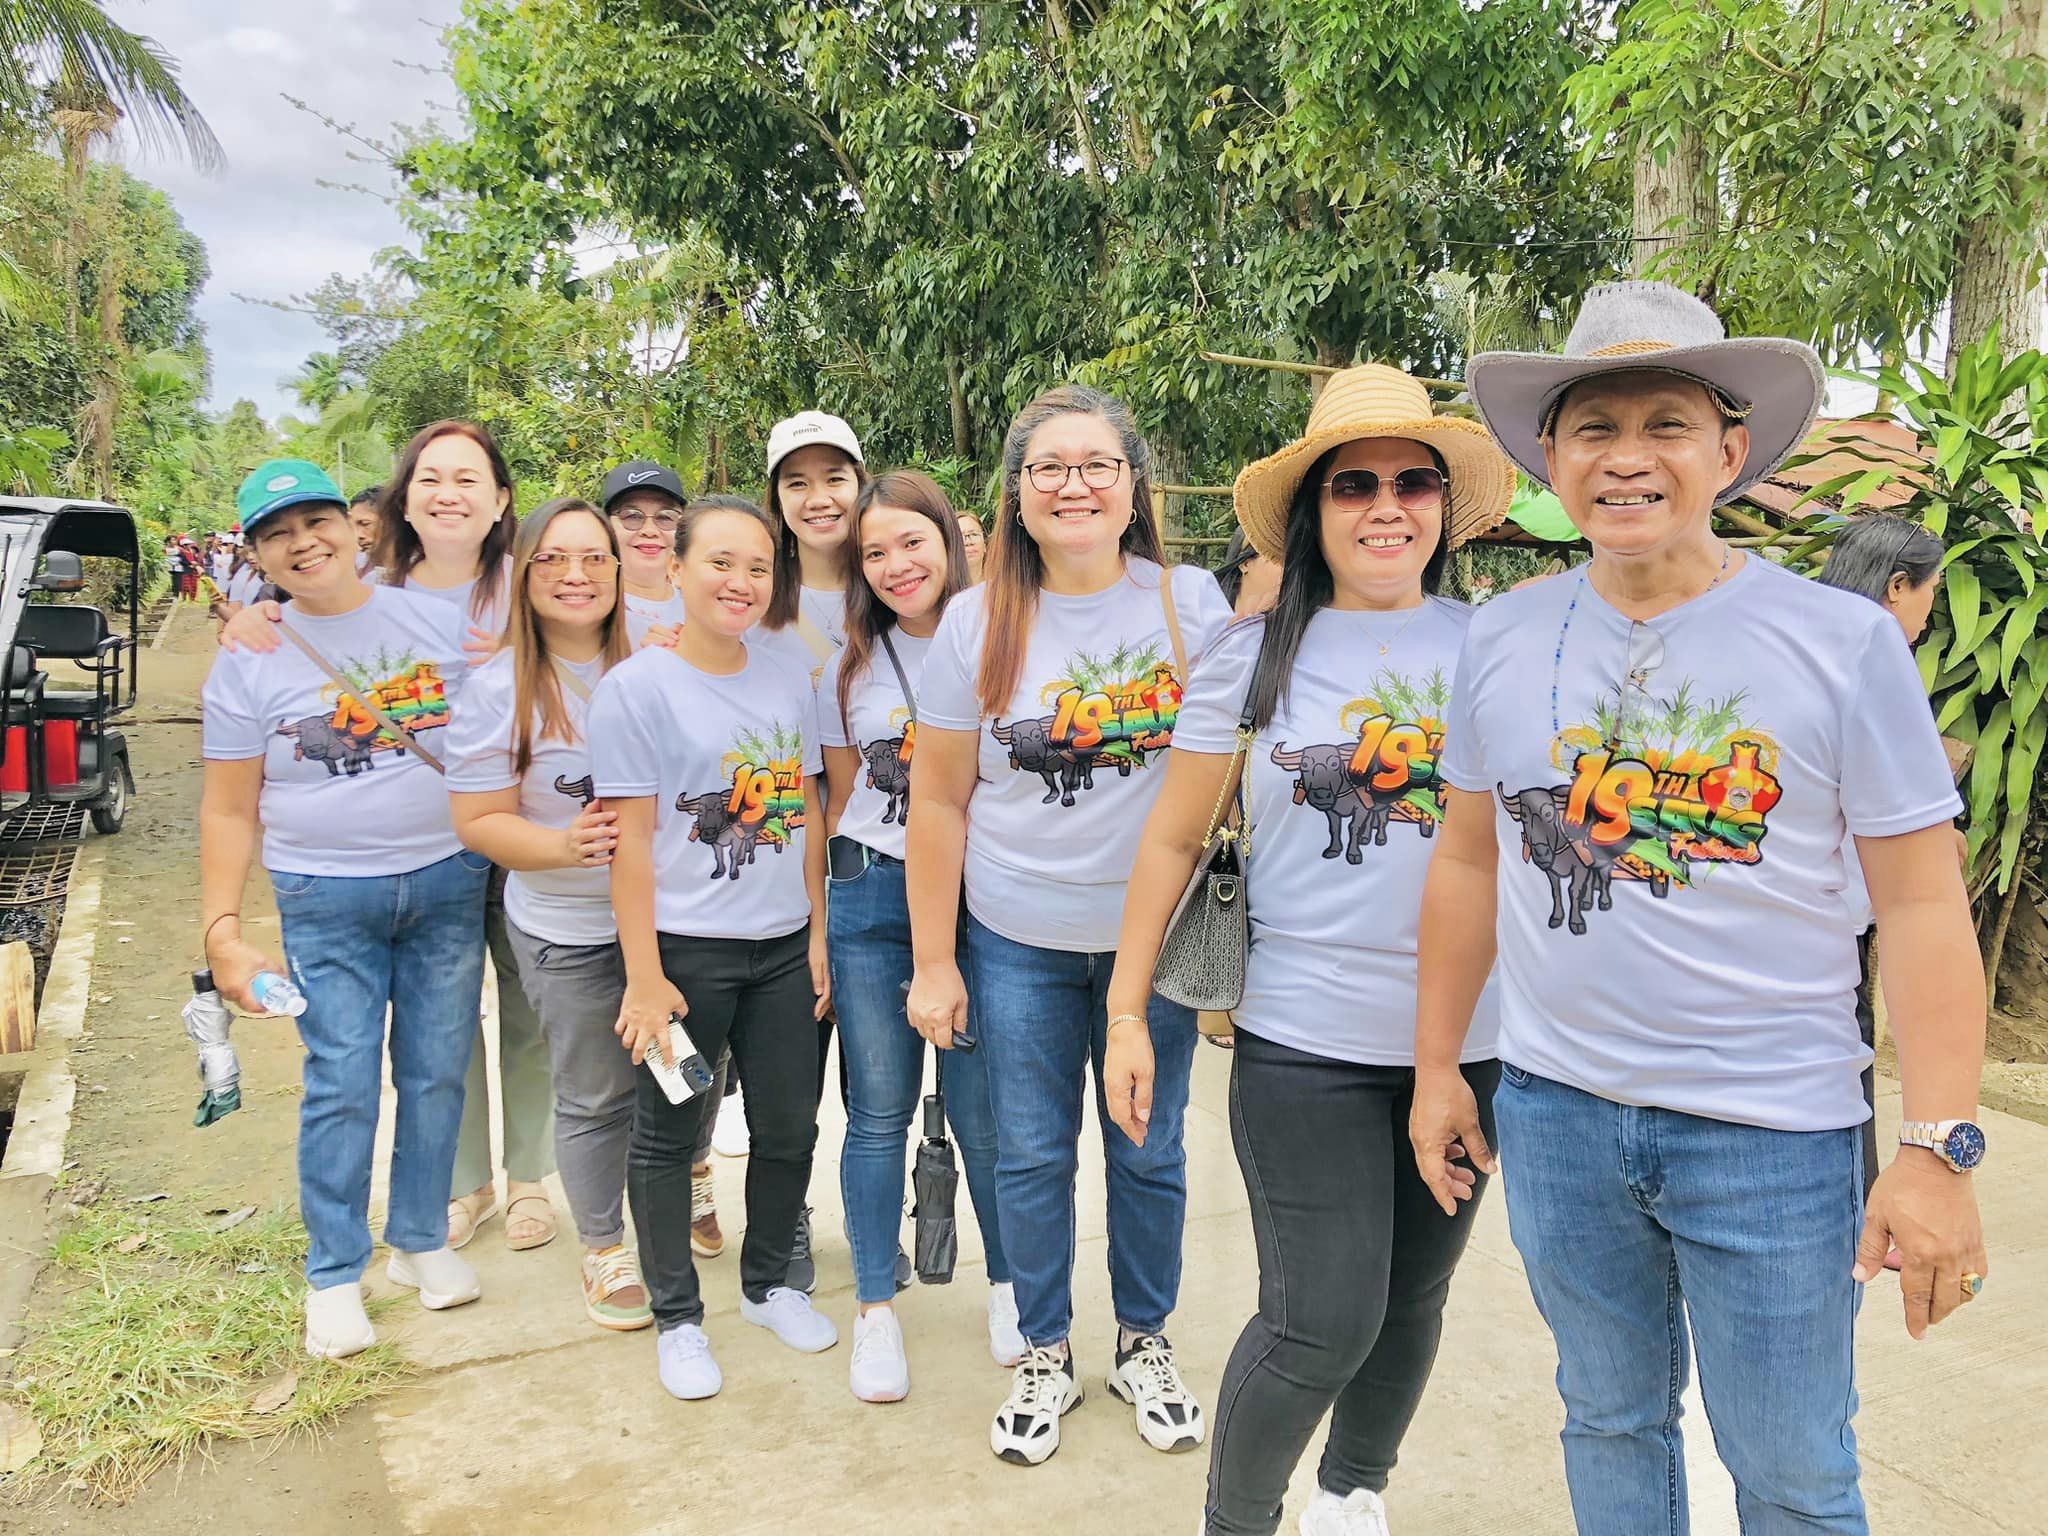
1502, 684, 1782, 935
992, 640, 1182, 807
1270, 667, 1451, 863
274, 647, 449, 777
674, 721, 807, 881
859, 708, 915, 827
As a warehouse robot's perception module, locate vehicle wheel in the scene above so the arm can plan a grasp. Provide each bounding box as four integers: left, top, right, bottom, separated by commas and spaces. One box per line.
90, 756, 132, 834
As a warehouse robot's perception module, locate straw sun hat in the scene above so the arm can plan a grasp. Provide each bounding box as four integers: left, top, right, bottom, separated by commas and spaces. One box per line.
1232, 365, 1516, 563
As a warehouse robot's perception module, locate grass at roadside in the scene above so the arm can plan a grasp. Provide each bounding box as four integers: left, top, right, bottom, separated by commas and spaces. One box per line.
3, 1194, 410, 1503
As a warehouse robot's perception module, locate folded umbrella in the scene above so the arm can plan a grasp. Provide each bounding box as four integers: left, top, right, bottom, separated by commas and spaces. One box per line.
912, 1083, 959, 1285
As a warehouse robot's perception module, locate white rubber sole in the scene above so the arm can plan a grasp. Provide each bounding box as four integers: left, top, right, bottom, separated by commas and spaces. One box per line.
1106, 1367, 1205, 1453
385, 1253, 481, 1311
991, 1379, 1083, 1466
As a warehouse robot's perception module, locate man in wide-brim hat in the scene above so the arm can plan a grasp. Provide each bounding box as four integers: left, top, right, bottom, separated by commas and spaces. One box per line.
1408, 281, 1989, 1533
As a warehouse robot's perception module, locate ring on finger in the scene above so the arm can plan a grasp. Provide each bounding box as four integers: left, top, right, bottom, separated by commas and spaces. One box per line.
1961, 1271, 1985, 1300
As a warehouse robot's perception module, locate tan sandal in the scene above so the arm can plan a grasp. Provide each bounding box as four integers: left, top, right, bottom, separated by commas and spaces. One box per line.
447, 1185, 499, 1251
504, 1183, 558, 1252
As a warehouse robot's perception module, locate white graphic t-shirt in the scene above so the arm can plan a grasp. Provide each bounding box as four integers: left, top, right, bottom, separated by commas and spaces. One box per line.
226, 567, 264, 606
919, 558, 1233, 952
444, 649, 614, 946
1441, 556, 1962, 1131
818, 630, 930, 862
588, 642, 823, 941
201, 585, 470, 877
1175, 603, 1501, 1066
402, 561, 511, 642
799, 585, 848, 649
624, 587, 687, 632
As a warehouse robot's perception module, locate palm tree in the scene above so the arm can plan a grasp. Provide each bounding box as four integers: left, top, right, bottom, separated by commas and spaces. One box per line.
1, 1, 223, 169
288, 352, 348, 413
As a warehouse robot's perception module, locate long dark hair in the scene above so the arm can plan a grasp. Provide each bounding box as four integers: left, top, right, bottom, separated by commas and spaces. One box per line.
837, 470, 970, 733
375, 420, 517, 622
763, 445, 871, 631
1817, 514, 1943, 606
505, 498, 633, 775
976, 385, 1167, 716
1215, 527, 1257, 608
1243, 443, 1454, 732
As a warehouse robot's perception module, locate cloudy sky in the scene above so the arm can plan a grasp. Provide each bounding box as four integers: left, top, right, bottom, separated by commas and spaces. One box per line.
107, 0, 465, 421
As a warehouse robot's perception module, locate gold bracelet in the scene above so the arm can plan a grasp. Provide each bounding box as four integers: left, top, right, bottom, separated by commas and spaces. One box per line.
1107, 1013, 1147, 1032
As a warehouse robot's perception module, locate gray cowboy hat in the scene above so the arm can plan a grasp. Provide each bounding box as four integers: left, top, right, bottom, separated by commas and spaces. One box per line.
1466, 281, 1824, 506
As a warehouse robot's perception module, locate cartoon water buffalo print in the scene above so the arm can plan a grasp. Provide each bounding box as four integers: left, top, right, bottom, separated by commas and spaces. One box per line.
676, 789, 764, 880
554, 773, 596, 806
1498, 783, 1668, 935
1268, 741, 1423, 862
992, 715, 1083, 806
277, 714, 379, 777
861, 737, 912, 825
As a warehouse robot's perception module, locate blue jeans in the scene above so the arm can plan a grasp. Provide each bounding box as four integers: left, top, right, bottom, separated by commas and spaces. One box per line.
1493, 1064, 1866, 1536
963, 911, 1198, 1346
272, 849, 492, 1288
829, 854, 1008, 1303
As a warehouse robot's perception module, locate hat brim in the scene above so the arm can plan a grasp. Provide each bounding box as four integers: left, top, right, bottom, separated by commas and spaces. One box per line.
243, 488, 346, 535
1231, 416, 1517, 564
1466, 340, 1824, 507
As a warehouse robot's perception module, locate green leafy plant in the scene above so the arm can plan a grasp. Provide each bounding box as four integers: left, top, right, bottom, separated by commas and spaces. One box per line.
1783, 334, 2048, 992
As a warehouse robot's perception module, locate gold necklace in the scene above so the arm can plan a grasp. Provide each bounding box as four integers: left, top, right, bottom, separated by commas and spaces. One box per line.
1362, 600, 1428, 656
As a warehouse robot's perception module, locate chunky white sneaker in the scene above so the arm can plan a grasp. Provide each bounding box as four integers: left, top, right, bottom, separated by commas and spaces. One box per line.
712, 1083, 750, 1158
304, 1282, 375, 1359
740, 1285, 839, 1353
385, 1246, 481, 1310
849, 1306, 910, 1402
989, 1345, 1082, 1465
657, 1323, 722, 1400
1299, 1487, 1390, 1536
987, 1281, 1025, 1368
1106, 1333, 1205, 1453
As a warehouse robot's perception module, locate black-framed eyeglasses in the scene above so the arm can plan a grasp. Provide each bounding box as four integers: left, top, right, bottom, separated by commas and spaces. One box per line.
1023, 457, 1129, 494
528, 551, 619, 580
612, 507, 680, 532
1321, 466, 1447, 511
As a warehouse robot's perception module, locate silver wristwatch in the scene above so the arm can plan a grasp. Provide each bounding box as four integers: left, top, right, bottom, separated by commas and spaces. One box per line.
1897, 1118, 1987, 1173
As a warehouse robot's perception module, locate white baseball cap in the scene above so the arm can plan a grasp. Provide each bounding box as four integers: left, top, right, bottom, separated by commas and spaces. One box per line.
765, 411, 864, 482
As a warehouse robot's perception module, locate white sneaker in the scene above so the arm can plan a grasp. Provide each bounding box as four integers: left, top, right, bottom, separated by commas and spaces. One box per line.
304, 1281, 375, 1359
1106, 1332, 1205, 1453
989, 1345, 1082, 1465
987, 1281, 1025, 1367
1300, 1487, 1390, 1536
712, 1083, 750, 1158
740, 1285, 839, 1353
657, 1323, 722, 1400
385, 1246, 481, 1310
849, 1306, 910, 1402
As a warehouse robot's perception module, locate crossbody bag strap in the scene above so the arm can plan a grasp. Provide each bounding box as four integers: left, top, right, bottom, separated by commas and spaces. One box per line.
1157, 563, 1189, 688
277, 619, 446, 774
878, 630, 917, 725
1198, 619, 1275, 852
552, 657, 593, 703
794, 612, 834, 662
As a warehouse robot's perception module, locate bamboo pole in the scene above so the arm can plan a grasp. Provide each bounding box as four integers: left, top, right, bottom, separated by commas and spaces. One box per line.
1199, 350, 1464, 392
1157, 483, 1233, 498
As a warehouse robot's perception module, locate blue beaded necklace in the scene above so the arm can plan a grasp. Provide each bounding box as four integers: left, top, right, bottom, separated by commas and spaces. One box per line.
1549, 543, 1734, 746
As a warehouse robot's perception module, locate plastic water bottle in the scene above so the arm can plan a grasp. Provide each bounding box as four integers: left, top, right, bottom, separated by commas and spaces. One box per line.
182, 970, 242, 1128
249, 970, 307, 1019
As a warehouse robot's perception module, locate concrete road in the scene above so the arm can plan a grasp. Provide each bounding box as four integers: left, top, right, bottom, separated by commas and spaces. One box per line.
360, 1001, 2046, 1536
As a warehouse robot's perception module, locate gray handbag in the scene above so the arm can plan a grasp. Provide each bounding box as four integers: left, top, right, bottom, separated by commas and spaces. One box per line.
1151, 633, 1265, 1012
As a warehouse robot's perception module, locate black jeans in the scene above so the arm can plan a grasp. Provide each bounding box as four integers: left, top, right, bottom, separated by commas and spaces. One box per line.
628, 926, 820, 1329
1205, 1031, 1499, 1536
1856, 928, 1880, 1200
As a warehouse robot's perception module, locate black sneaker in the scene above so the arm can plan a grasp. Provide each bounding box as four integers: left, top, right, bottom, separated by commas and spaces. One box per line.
1106, 1333, 1205, 1453
895, 1244, 914, 1292
786, 1206, 816, 1295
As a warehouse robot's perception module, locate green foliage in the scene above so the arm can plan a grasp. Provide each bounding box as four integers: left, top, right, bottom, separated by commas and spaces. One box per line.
1787, 335, 2048, 905
0, 0, 223, 168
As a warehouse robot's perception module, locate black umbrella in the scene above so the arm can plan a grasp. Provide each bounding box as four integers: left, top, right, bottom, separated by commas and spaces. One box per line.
911, 1082, 959, 1285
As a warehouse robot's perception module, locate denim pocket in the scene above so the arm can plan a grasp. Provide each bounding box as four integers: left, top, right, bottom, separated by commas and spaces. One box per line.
456, 849, 495, 874
268, 870, 317, 898
826, 858, 873, 890
1499, 1061, 1532, 1089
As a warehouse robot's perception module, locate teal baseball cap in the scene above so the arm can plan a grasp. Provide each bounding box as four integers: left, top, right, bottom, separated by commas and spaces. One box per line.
236, 459, 345, 534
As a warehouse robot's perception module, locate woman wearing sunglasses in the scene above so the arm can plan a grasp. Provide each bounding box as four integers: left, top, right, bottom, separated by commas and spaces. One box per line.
1103, 367, 1516, 1536
820, 470, 1021, 1402
908, 385, 1232, 1467
602, 460, 690, 634
446, 499, 649, 1331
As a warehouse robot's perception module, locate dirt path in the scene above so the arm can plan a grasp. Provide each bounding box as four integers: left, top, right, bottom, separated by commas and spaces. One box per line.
0, 605, 399, 1533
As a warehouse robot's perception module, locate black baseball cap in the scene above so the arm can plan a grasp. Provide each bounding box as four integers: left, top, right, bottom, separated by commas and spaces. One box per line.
601, 460, 686, 512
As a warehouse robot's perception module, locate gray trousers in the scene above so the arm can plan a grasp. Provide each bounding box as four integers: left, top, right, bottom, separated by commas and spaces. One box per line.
452, 876, 558, 1193
501, 921, 633, 1249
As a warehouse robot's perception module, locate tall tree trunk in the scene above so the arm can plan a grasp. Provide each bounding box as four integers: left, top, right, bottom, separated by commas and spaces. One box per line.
1310, 338, 1353, 399
1632, 129, 1717, 284
1043, 0, 1104, 195
945, 347, 971, 466
1948, 0, 2048, 372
